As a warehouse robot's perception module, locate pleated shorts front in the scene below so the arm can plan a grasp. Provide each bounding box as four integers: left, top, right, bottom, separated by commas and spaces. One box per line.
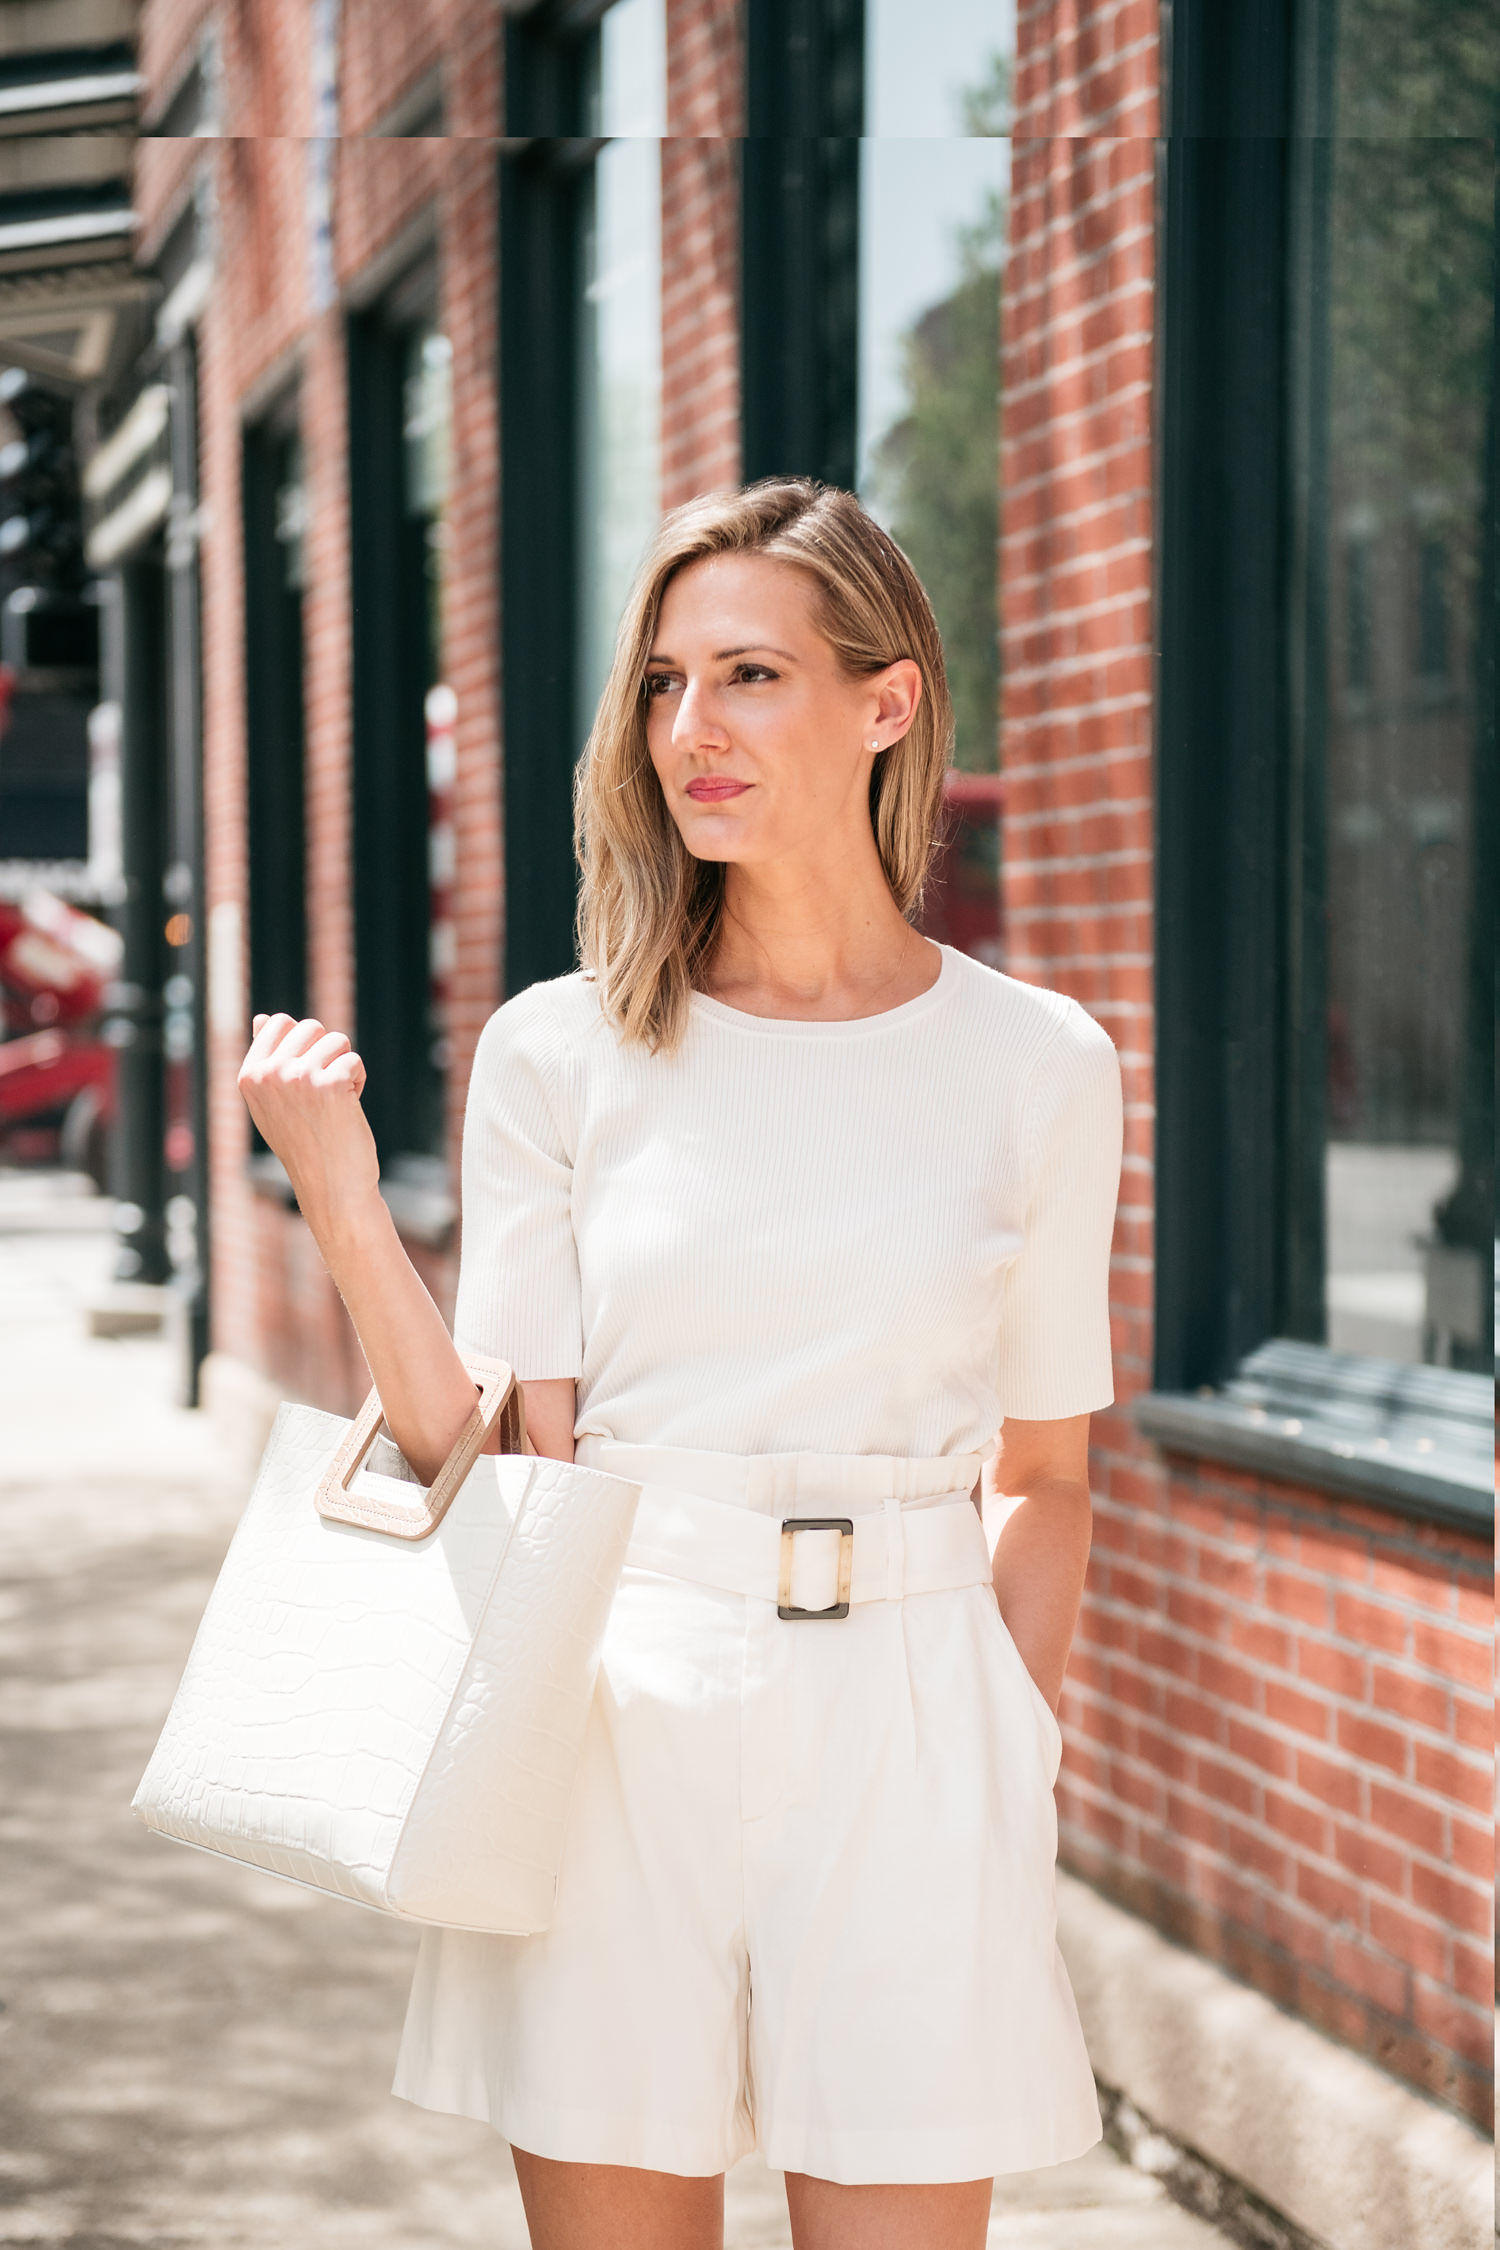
390, 1444, 1103, 2186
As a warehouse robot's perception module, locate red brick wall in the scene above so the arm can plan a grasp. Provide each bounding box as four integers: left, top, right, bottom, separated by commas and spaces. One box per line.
1001, 5, 1492, 2128
137, 0, 213, 122
340, 0, 444, 136
1071, 1458, 1492, 2118
662, 0, 743, 508
1012, 0, 1159, 135
660, 139, 741, 508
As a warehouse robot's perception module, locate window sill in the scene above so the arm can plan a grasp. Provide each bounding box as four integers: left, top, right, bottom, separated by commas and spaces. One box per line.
244, 1151, 456, 1252
1135, 1339, 1493, 1535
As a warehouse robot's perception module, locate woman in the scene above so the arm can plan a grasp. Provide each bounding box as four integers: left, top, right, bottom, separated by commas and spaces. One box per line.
239, 478, 1123, 2250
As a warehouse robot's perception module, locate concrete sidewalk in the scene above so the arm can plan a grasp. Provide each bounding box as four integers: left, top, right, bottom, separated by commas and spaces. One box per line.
0, 1165, 1232, 2248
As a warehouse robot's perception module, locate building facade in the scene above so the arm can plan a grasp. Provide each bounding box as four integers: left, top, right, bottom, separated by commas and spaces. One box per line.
94, 0, 1496, 2151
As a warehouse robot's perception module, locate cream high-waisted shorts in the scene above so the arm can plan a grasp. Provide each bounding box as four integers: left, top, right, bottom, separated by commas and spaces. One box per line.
391, 1441, 1103, 2185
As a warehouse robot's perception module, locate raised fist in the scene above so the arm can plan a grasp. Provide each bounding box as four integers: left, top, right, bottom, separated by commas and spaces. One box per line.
236, 1012, 380, 1224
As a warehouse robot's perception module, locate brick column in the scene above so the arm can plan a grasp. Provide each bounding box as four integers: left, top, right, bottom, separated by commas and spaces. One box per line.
661, 0, 743, 507
1001, 128, 1157, 1401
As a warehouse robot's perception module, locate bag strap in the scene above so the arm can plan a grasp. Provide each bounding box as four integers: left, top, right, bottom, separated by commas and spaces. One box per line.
314, 1352, 528, 1542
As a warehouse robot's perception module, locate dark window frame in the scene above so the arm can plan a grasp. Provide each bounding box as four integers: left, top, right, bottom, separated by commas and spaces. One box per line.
1145, 0, 1494, 1533
740, 0, 863, 486
497, 136, 594, 994
165, 329, 211, 1390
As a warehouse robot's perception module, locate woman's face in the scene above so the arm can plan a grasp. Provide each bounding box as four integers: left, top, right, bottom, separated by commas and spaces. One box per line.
643, 552, 921, 874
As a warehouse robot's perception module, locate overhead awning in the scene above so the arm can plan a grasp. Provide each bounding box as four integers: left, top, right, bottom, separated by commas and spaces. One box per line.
0, 67, 140, 134
0, 195, 136, 279
0, 36, 145, 386
0, 181, 147, 385
0, 41, 141, 138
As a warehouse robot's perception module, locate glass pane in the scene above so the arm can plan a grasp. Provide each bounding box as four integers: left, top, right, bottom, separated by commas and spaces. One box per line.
599, 0, 665, 135
576, 0, 664, 751
401, 320, 451, 692
1297, 6, 1497, 1372
272, 430, 306, 593
859, 0, 1012, 965
864, 0, 1016, 138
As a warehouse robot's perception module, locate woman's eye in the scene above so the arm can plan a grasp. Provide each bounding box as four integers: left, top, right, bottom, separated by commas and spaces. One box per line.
733, 663, 777, 683
643, 674, 678, 698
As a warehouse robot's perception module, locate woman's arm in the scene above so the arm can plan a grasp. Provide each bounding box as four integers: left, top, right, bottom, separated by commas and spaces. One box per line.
987, 1412, 1093, 1712
238, 1012, 576, 1479
517, 1377, 578, 1463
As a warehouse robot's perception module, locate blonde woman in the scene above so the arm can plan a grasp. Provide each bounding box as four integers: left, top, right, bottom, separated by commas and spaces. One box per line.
239, 479, 1123, 2250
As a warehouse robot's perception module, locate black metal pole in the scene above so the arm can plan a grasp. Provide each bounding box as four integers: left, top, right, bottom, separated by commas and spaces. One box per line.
102, 554, 171, 1285
165, 336, 211, 1390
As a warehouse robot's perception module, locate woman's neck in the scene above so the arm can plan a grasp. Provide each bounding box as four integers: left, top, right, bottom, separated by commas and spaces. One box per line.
703, 859, 940, 1021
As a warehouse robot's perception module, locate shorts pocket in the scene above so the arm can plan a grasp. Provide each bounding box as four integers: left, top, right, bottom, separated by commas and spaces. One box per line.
980, 1587, 1064, 1781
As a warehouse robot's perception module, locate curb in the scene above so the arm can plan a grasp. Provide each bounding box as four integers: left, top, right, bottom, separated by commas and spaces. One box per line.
1057, 1870, 1494, 2250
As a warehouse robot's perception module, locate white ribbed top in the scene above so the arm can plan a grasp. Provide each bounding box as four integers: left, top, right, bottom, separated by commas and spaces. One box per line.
452, 944, 1123, 1458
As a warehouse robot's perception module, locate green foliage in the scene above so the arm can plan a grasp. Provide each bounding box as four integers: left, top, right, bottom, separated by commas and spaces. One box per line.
1328, 0, 1497, 508
958, 49, 1014, 137
1334, 0, 1499, 138
1331, 137, 1496, 507
870, 192, 1005, 772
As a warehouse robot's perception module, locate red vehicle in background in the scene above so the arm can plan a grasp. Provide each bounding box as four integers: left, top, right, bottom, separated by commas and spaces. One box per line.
919, 770, 1005, 967
0, 889, 120, 1181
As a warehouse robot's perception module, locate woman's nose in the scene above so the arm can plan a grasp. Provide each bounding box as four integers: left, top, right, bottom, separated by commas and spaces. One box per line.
673, 676, 729, 749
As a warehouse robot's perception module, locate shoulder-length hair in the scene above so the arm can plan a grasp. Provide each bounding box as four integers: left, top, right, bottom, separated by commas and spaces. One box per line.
574, 476, 954, 1052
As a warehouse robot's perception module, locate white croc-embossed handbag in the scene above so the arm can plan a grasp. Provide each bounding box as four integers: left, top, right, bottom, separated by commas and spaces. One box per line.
131, 1354, 641, 1933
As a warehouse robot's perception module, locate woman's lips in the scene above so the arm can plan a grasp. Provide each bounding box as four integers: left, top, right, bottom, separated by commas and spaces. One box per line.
684, 777, 751, 801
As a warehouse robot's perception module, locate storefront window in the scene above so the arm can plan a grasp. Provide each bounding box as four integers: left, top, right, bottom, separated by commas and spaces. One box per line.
1293, 2, 1496, 1371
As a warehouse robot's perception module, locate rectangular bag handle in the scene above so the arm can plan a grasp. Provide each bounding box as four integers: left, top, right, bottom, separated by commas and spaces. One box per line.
314, 1352, 528, 1542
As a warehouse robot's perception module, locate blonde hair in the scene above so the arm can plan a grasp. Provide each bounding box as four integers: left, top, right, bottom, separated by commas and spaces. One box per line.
574, 477, 954, 1052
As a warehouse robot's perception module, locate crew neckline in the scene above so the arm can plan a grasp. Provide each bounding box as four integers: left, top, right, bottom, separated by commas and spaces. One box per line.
688, 942, 958, 1036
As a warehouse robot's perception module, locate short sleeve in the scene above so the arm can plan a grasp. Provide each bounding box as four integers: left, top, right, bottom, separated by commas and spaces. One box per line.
450, 986, 583, 1381
994, 1007, 1123, 1420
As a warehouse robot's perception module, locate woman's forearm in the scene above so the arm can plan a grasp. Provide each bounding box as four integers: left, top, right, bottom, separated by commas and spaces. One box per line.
237, 1011, 504, 1485
990, 1478, 1092, 1711
308, 1189, 484, 1486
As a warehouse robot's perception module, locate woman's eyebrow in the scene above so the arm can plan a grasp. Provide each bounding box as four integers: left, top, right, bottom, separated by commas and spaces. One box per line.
645, 644, 798, 665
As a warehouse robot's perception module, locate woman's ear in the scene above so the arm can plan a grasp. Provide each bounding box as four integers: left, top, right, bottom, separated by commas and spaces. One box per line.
872, 656, 923, 745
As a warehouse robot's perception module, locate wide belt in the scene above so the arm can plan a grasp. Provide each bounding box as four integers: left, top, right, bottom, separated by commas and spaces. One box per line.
623, 1483, 992, 1620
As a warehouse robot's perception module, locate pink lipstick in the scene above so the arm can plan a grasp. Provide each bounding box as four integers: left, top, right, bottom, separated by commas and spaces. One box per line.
685, 778, 751, 801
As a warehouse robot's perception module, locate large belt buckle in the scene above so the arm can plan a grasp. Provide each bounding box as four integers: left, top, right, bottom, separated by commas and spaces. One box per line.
777, 1516, 855, 1620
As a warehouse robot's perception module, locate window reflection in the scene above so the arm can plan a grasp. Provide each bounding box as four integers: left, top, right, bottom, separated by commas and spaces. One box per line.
1302, 6, 1496, 1371
859, 0, 1012, 964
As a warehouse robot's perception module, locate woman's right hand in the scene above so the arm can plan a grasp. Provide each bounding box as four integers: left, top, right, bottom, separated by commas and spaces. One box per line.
237, 1012, 381, 1229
